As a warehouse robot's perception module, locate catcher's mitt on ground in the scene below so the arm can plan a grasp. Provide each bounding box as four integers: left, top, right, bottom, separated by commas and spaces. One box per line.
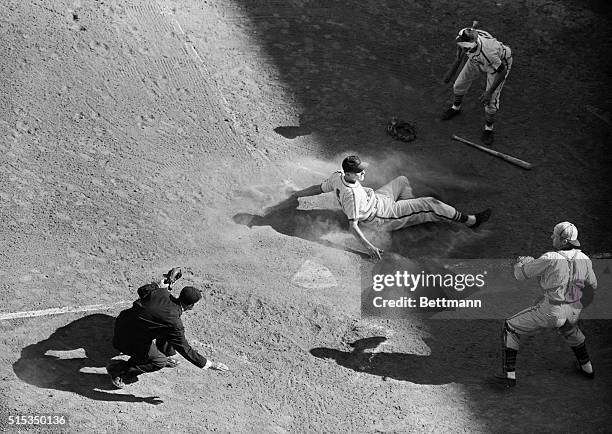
386, 117, 416, 142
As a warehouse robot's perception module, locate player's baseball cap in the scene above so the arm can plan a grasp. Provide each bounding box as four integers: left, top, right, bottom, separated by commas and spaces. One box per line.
342, 155, 369, 173
553, 221, 580, 246
456, 28, 477, 49
179, 286, 202, 305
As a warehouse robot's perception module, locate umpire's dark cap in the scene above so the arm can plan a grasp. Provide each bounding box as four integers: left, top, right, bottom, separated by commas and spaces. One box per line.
179, 286, 202, 305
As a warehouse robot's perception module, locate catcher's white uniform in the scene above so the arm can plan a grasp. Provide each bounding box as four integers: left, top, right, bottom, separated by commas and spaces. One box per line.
505, 249, 597, 350
320, 172, 464, 230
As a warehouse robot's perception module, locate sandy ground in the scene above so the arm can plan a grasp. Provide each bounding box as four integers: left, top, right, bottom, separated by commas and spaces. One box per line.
1, 0, 612, 432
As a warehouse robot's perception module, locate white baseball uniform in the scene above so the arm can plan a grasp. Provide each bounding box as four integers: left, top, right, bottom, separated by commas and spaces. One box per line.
454, 29, 512, 115
505, 249, 597, 350
320, 172, 464, 231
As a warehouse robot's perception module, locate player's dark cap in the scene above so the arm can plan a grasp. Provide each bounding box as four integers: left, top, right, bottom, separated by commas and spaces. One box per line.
342, 155, 369, 173
179, 286, 202, 305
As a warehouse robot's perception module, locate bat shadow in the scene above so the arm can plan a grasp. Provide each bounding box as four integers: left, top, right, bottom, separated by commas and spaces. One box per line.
13, 313, 163, 404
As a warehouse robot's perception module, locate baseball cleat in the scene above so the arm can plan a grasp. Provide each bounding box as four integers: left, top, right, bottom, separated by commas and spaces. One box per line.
576, 362, 595, 379
481, 129, 494, 145
106, 362, 126, 388
441, 107, 461, 120
470, 208, 492, 229
492, 372, 516, 388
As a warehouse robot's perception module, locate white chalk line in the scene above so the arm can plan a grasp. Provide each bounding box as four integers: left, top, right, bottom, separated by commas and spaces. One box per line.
0, 301, 132, 321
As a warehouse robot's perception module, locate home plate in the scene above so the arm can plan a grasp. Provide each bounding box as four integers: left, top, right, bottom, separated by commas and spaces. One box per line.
291, 260, 337, 289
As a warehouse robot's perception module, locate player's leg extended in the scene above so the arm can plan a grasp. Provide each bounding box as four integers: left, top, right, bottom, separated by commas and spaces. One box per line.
375, 176, 414, 201
378, 197, 465, 231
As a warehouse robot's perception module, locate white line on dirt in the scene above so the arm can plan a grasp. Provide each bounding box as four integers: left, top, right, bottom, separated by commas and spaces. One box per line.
0, 301, 132, 321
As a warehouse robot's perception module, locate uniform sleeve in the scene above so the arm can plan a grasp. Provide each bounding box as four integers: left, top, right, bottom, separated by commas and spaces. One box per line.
339, 190, 358, 221
489, 50, 502, 72
166, 319, 208, 368
321, 172, 339, 193
514, 253, 552, 281
586, 259, 598, 290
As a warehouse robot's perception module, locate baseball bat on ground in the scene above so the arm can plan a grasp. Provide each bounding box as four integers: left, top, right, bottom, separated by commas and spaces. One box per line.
443, 20, 478, 83
451, 134, 533, 170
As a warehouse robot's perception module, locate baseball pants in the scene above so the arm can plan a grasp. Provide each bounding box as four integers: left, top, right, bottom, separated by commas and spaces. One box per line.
453, 57, 513, 116
503, 298, 585, 351
116, 339, 176, 377
364, 176, 464, 231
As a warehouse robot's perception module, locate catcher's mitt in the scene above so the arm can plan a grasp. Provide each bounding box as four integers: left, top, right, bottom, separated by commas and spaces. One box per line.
386, 117, 416, 142
163, 267, 183, 286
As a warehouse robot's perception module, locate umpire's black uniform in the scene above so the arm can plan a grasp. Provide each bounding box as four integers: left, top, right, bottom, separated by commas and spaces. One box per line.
113, 283, 207, 377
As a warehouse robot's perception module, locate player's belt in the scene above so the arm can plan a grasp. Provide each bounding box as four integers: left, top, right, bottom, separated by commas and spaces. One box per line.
547, 298, 579, 305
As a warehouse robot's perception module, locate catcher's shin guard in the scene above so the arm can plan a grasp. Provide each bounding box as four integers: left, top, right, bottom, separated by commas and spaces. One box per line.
572, 341, 590, 365
571, 342, 594, 379
501, 321, 518, 374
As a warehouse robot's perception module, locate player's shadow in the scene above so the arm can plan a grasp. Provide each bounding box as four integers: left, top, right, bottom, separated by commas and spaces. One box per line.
13, 313, 162, 404
310, 332, 489, 386
233, 195, 483, 259
274, 125, 312, 139
233, 197, 370, 258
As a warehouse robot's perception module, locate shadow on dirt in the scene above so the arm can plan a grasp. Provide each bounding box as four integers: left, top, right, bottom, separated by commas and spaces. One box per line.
274, 125, 312, 139
233, 195, 488, 259
311, 320, 612, 399
233, 200, 369, 258
311, 336, 479, 385
13, 314, 162, 404
231, 0, 612, 257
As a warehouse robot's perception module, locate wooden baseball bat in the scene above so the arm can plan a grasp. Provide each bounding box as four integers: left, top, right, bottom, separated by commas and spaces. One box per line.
443, 20, 478, 83
451, 134, 533, 170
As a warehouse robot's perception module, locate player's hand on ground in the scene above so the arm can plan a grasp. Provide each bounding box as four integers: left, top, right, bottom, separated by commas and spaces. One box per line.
368, 245, 383, 261
210, 361, 229, 371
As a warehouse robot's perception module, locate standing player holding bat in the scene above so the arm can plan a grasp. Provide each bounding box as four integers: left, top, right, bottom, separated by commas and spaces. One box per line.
441, 22, 513, 146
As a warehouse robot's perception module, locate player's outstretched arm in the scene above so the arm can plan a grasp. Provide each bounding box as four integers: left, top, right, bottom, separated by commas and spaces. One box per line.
349, 220, 383, 260
264, 184, 323, 214
292, 184, 324, 198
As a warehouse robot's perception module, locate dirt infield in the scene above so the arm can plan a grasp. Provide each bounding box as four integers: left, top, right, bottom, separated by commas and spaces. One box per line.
1, 0, 611, 432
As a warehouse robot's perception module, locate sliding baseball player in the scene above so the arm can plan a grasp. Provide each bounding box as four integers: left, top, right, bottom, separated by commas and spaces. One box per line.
497, 222, 597, 387
288, 155, 491, 260
441, 25, 513, 146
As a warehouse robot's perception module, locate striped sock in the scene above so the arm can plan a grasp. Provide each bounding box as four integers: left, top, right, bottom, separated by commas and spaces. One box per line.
572, 342, 591, 365
504, 348, 517, 374
452, 94, 464, 110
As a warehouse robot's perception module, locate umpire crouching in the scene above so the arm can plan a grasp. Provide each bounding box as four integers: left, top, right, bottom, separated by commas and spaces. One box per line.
107, 280, 228, 388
